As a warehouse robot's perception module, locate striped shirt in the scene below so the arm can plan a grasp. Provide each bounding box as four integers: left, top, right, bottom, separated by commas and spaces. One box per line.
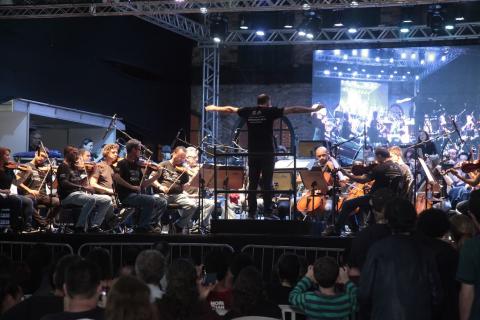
289, 276, 358, 320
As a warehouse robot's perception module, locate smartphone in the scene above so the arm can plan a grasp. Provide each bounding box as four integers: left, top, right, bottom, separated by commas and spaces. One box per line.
203, 272, 217, 285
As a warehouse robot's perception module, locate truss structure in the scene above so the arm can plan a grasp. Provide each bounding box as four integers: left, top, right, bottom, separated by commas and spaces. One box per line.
222, 23, 480, 45
200, 46, 220, 157
0, 0, 477, 15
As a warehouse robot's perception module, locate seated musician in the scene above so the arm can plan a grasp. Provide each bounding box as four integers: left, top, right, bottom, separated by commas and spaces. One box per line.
447, 160, 480, 214
324, 147, 403, 236
389, 146, 413, 198
89, 144, 119, 229
0, 147, 37, 232
57, 146, 112, 233
153, 146, 197, 232
113, 139, 167, 233
17, 147, 61, 226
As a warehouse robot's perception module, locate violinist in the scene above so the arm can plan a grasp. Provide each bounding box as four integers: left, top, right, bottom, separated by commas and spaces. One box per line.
324, 147, 403, 236
0, 147, 37, 233
17, 147, 60, 226
90, 144, 119, 229
113, 139, 167, 233
57, 146, 112, 233
153, 146, 196, 232
389, 146, 413, 198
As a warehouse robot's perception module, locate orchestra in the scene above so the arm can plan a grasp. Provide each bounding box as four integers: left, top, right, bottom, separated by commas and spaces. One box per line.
1, 110, 479, 236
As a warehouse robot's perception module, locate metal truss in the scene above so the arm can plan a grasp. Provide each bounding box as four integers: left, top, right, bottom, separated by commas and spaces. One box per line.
223, 23, 480, 45
0, 0, 476, 15
200, 46, 220, 157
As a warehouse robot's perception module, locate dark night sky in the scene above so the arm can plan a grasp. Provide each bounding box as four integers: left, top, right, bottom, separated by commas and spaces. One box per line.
0, 16, 194, 147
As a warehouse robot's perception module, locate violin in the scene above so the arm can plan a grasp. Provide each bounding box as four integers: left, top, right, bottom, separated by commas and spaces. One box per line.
351, 163, 377, 176
75, 161, 96, 172
5, 161, 31, 171
460, 161, 480, 173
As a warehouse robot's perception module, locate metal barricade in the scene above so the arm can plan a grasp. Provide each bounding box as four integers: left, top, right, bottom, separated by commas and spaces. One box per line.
241, 244, 345, 279
78, 242, 235, 268
0, 241, 74, 261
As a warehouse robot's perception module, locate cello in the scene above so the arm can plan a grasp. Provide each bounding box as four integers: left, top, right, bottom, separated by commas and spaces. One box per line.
296, 162, 335, 215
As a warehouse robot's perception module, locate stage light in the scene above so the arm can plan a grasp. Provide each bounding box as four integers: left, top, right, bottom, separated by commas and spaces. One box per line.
350, 1, 359, 7
338, 71, 343, 76
400, 25, 410, 34
334, 49, 341, 55
324, 69, 331, 75
352, 49, 358, 56
284, 24, 293, 29
394, 70, 398, 74
400, 52, 407, 59
239, 16, 249, 30
333, 10, 344, 27
348, 27, 358, 34
306, 33, 314, 39
200, 7, 208, 14
302, 3, 311, 10
361, 49, 369, 58
411, 53, 417, 59
455, 16, 464, 21
334, 22, 344, 27
402, 75, 406, 79
389, 75, 394, 78
375, 57, 380, 62
445, 24, 454, 30
420, 59, 425, 65
333, 66, 338, 70
381, 70, 384, 73
353, 71, 358, 76
256, 30, 265, 36
210, 14, 228, 43
407, 71, 411, 74
389, 58, 394, 63
427, 53, 435, 62
441, 55, 447, 61
347, 68, 352, 71
366, 74, 370, 78
455, 6, 465, 21
298, 31, 306, 36
343, 54, 348, 60
427, 4, 445, 34
401, 6, 414, 24
283, 12, 294, 29
361, 69, 366, 72
377, 74, 381, 78
415, 75, 420, 80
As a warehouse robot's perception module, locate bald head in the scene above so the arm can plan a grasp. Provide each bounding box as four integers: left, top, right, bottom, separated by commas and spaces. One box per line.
315, 146, 329, 165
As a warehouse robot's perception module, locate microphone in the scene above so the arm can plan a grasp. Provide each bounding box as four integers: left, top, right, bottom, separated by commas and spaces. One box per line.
452, 119, 464, 144
170, 128, 183, 150
102, 114, 117, 140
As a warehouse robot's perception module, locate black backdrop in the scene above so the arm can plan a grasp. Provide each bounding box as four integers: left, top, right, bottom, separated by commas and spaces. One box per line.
0, 16, 194, 148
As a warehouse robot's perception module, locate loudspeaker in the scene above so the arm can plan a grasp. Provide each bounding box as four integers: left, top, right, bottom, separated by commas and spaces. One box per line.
211, 219, 313, 235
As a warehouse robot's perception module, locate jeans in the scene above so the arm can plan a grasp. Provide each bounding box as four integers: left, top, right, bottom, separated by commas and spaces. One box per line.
61, 191, 111, 229
248, 156, 275, 216
0, 194, 33, 229
122, 193, 167, 229
164, 193, 197, 228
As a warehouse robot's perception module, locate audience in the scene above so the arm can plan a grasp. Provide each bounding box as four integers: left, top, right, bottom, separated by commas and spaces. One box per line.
41, 259, 104, 320
266, 253, 301, 305
359, 198, 442, 320
457, 189, 480, 320
450, 214, 476, 250
1, 254, 81, 320
416, 208, 459, 320
224, 266, 281, 320
105, 275, 154, 320
348, 188, 395, 279
204, 250, 233, 315
135, 249, 166, 302
0, 277, 22, 315
156, 258, 219, 320
289, 256, 358, 320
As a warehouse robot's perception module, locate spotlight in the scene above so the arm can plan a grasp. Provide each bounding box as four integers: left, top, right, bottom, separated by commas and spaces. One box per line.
200, 7, 208, 14
333, 66, 338, 70
338, 72, 343, 76
401, 6, 414, 24
210, 15, 228, 43
402, 75, 406, 79
333, 10, 343, 27
377, 74, 381, 78
239, 16, 249, 30
298, 11, 322, 39
334, 22, 344, 27
284, 24, 293, 29
350, 1, 359, 7
390, 75, 394, 79
361, 69, 366, 72
361, 49, 369, 58
348, 27, 358, 34
441, 55, 447, 61
306, 33, 314, 39
353, 71, 358, 76
334, 49, 341, 55
401, 52, 407, 59
324, 69, 331, 75
256, 30, 265, 36
343, 54, 348, 60
420, 59, 425, 65
302, 3, 311, 10
381, 70, 384, 73
389, 58, 394, 63
427, 53, 435, 62
415, 75, 420, 80
394, 70, 398, 74
407, 71, 411, 74
455, 16, 464, 21
366, 74, 370, 78
347, 67, 351, 71
298, 31, 306, 36
445, 24, 454, 30
455, 5, 465, 21
352, 49, 358, 56
400, 26, 410, 34
282, 12, 294, 29
375, 57, 380, 62
410, 53, 417, 59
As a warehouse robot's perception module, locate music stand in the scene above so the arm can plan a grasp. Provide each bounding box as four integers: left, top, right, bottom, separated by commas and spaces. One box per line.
206, 164, 245, 220
298, 170, 329, 216
418, 158, 439, 210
